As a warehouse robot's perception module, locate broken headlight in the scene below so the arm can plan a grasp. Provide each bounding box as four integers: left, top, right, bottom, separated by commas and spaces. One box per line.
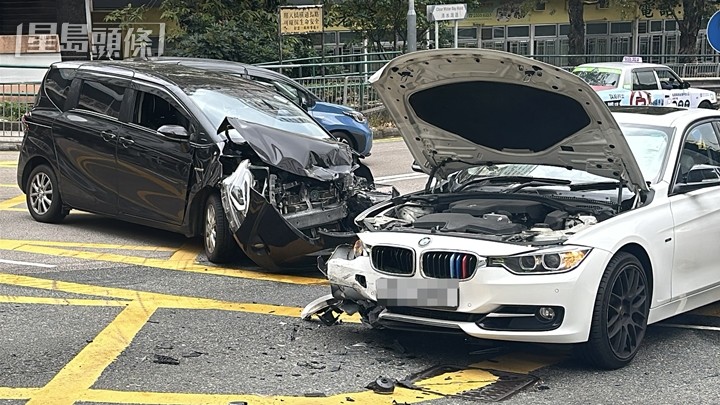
225, 160, 254, 216
343, 110, 366, 123
350, 239, 370, 259
488, 246, 591, 275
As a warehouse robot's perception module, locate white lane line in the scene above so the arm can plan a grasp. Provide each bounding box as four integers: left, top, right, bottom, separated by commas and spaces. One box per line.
375, 173, 427, 182
0, 259, 56, 268
655, 323, 720, 332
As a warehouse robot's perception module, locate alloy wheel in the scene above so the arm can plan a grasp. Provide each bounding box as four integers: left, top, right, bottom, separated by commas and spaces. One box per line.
205, 203, 217, 254
29, 172, 53, 216
606, 264, 648, 359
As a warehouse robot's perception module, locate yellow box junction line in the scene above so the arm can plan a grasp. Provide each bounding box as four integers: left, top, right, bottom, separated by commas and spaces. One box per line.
0, 272, 550, 405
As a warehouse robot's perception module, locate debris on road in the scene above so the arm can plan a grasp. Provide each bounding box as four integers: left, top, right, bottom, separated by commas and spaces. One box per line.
366, 376, 396, 394
153, 354, 180, 365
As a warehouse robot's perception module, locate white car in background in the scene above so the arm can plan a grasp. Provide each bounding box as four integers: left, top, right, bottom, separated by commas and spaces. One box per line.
573, 57, 718, 109
304, 49, 720, 369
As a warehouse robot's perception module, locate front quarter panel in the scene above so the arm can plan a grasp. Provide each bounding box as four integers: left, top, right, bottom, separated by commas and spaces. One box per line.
566, 194, 674, 307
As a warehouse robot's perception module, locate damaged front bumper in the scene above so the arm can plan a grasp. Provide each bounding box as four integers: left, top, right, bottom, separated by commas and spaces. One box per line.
307, 236, 613, 344
220, 159, 393, 270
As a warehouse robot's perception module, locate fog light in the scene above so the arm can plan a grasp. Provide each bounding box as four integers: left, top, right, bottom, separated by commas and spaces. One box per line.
537, 307, 556, 322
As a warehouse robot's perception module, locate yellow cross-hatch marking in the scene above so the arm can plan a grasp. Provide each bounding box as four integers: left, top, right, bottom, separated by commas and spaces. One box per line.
0, 195, 24, 210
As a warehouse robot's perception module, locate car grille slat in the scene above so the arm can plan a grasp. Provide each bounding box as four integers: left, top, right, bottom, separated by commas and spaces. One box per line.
422, 251, 478, 280
371, 246, 414, 275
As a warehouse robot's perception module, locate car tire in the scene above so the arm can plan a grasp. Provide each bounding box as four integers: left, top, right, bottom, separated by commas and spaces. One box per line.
26, 164, 66, 223
332, 130, 357, 151
699, 101, 714, 109
579, 252, 649, 369
203, 193, 237, 264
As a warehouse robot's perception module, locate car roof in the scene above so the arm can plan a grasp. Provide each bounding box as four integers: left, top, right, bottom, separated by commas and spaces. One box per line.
149, 57, 291, 82
611, 107, 720, 128
576, 62, 669, 71
50, 60, 267, 90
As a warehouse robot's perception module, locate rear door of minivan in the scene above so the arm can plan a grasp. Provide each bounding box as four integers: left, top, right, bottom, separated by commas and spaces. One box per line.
52, 73, 130, 215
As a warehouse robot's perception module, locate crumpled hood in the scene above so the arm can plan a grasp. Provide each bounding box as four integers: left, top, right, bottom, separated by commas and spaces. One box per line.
369, 49, 648, 192
219, 117, 354, 182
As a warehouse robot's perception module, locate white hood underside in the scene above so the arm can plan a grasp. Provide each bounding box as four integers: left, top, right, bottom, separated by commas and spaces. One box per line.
369, 49, 648, 193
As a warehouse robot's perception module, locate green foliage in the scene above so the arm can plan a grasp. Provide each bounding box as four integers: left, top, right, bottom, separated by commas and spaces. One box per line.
159, 0, 318, 64
324, 0, 485, 52
0, 101, 29, 121
103, 3, 148, 30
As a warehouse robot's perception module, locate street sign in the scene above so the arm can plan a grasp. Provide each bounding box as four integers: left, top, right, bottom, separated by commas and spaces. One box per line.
426, 3, 467, 22
280, 5, 323, 35
707, 11, 720, 53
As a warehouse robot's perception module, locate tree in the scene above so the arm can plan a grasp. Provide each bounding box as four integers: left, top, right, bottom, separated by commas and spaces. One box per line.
615, 0, 718, 62
567, 0, 586, 65
324, 0, 484, 53
159, 0, 317, 64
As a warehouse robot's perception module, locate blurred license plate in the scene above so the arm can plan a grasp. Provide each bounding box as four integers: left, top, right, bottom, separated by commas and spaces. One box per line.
376, 278, 459, 308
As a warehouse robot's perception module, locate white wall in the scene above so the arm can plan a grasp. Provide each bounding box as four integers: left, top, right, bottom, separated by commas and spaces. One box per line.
0, 53, 61, 83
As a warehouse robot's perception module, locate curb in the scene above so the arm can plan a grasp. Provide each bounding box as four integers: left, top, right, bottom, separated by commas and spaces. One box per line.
372, 127, 399, 139
0, 138, 22, 151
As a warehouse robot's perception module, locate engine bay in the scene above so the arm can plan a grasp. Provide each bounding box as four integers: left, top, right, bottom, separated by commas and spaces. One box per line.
363, 196, 614, 244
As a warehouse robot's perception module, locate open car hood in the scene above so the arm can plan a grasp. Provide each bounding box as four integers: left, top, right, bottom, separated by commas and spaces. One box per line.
219, 117, 354, 182
369, 49, 648, 192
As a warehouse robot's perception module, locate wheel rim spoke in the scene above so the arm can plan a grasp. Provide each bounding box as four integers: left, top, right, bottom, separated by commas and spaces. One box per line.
606, 264, 647, 359
206, 204, 216, 253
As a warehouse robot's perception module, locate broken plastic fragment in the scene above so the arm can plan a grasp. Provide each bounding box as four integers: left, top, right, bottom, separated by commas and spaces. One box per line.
366, 376, 396, 395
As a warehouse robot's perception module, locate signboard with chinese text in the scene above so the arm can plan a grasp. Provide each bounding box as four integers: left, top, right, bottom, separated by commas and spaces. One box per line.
280, 6, 323, 35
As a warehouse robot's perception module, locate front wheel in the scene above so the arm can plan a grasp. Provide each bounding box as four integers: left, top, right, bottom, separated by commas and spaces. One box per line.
26, 164, 66, 223
203, 193, 237, 264
332, 131, 357, 151
579, 252, 649, 369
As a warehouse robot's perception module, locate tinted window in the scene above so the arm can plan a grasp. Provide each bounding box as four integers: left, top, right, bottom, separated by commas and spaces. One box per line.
632, 70, 659, 91
133, 91, 189, 131
43, 68, 74, 110
77, 80, 126, 118
534, 25, 556, 37
676, 122, 720, 183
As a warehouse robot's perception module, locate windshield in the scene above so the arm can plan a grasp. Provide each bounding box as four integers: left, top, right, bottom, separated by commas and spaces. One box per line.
574, 67, 622, 88
453, 123, 672, 187
183, 83, 330, 140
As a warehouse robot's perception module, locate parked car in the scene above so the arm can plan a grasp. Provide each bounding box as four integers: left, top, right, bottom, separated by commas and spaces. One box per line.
304, 49, 720, 369
17, 61, 390, 270
148, 57, 374, 156
573, 57, 718, 109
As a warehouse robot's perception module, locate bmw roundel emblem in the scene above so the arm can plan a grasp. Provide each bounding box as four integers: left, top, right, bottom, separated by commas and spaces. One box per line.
418, 237, 431, 247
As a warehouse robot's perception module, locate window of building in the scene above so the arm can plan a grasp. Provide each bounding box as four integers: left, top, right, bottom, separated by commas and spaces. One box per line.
493, 26, 505, 38
507, 26, 530, 38
610, 22, 632, 34
665, 20, 677, 32
587, 22, 608, 35
77, 80, 125, 119
481, 27, 492, 40
559, 24, 570, 36
534, 24, 557, 37
638, 21, 648, 34
650, 20, 663, 32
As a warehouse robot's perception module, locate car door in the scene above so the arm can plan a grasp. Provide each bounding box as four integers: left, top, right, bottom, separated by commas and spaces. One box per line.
51, 75, 129, 214
654, 67, 691, 108
669, 120, 720, 298
114, 83, 194, 226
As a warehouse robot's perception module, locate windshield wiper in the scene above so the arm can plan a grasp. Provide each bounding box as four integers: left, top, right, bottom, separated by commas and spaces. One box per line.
569, 181, 623, 191
455, 176, 570, 192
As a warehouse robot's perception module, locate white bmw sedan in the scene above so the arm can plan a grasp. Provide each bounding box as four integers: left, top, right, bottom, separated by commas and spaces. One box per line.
303, 49, 720, 369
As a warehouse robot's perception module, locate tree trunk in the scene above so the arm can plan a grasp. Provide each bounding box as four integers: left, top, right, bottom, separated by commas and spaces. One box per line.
567, 0, 585, 66
677, 0, 703, 63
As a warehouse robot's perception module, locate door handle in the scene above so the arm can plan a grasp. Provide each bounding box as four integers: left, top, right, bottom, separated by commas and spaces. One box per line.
119, 136, 135, 147
100, 130, 116, 142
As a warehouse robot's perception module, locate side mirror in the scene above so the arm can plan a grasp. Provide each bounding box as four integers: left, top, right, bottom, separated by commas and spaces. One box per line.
157, 124, 189, 140
682, 81, 691, 89
411, 161, 424, 173
301, 92, 316, 110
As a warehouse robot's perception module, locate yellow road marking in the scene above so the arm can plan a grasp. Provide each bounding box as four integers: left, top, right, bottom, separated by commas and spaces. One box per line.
0, 296, 128, 307
168, 241, 201, 262
0, 184, 18, 188
0, 387, 38, 400
0, 240, 325, 285
471, 353, 563, 374
415, 367, 498, 394
0, 161, 17, 168
2, 239, 178, 252
26, 301, 157, 405
0, 195, 24, 210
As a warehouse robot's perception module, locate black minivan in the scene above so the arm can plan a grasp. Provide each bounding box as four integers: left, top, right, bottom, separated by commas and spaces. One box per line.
17, 61, 384, 270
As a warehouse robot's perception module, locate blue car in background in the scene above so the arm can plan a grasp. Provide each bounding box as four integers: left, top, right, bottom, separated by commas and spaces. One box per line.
151, 57, 373, 156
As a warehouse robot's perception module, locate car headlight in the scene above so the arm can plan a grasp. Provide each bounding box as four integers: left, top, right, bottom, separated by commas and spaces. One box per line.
488, 246, 591, 274
350, 239, 370, 259
343, 110, 366, 123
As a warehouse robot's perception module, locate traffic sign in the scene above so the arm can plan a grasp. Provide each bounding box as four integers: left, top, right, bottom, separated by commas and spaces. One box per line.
707, 11, 720, 53
426, 3, 467, 22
